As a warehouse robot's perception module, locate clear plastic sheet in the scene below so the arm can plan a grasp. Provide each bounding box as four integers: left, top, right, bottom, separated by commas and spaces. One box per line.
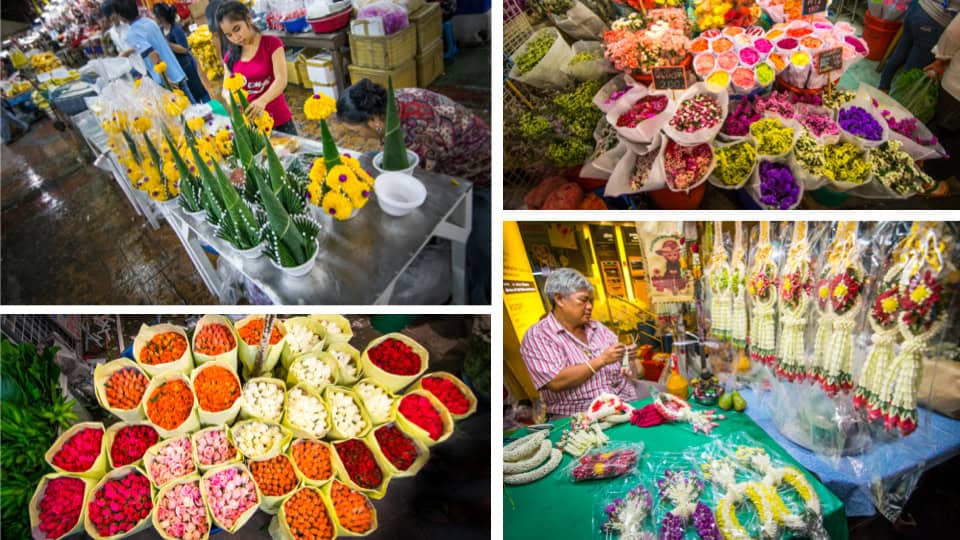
592, 473, 656, 540
566, 441, 645, 483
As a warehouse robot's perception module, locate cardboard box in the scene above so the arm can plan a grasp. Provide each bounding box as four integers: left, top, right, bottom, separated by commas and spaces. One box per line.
351, 17, 385, 37
285, 47, 303, 86
306, 53, 336, 85
312, 83, 339, 100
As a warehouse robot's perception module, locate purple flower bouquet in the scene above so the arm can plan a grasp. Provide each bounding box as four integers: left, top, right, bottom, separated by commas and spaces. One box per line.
757, 160, 801, 209
838, 105, 885, 143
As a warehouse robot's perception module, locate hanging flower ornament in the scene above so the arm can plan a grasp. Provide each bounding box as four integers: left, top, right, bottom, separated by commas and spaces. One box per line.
707, 223, 733, 342
747, 223, 776, 364
729, 223, 749, 350
775, 223, 813, 382
854, 263, 903, 418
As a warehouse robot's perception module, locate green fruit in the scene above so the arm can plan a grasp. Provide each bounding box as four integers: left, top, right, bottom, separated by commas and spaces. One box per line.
733, 392, 747, 412
718, 393, 733, 411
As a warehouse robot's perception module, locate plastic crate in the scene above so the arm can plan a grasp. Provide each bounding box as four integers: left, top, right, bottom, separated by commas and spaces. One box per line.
349, 24, 417, 69
416, 38, 444, 87
409, 2, 442, 53
348, 58, 418, 90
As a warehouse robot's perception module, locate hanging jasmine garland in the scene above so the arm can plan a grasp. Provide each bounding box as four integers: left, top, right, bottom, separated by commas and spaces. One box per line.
707, 222, 733, 342
775, 223, 813, 382
854, 262, 903, 418
817, 262, 865, 397
809, 224, 852, 385
747, 223, 777, 366
730, 222, 748, 350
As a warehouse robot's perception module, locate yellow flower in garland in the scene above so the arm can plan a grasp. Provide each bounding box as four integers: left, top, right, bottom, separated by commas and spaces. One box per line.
782, 277, 793, 295
132, 116, 152, 134
910, 284, 932, 304
881, 295, 899, 314
154, 61, 167, 75
303, 93, 336, 121
321, 190, 354, 220
224, 73, 246, 92
187, 116, 205, 132
253, 111, 274, 136
818, 284, 830, 300
833, 282, 849, 301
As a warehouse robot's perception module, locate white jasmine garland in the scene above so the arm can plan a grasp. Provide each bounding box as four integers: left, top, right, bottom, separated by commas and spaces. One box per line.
286, 388, 328, 437
330, 390, 366, 438
286, 323, 320, 354
331, 350, 358, 380
355, 382, 393, 422
233, 421, 283, 458
243, 381, 285, 420
290, 354, 334, 388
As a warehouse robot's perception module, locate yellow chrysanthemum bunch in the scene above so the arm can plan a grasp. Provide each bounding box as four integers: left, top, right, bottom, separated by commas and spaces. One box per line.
164, 90, 190, 117
307, 154, 374, 220
154, 61, 167, 75
187, 116, 205, 132
224, 72, 246, 93
101, 111, 130, 134
132, 116, 153, 134
215, 129, 233, 156
303, 93, 336, 121
253, 111, 274, 136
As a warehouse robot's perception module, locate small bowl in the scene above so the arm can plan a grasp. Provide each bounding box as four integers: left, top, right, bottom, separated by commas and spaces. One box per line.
374, 173, 426, 217
232, 243, 263, 260
372, 149, 420, 176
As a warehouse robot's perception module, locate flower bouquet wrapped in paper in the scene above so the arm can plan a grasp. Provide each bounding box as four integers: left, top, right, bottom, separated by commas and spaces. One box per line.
324, 479, 380, 536
360, 333, 429, 392
289, 439, 335, 488
29, 474, 96, 540
235, 315, 286, 378
133, 323, 193, 377
93, 358, 149, 422
144, 373, 201, 438
191, 315, 239, 372
104, 421, 158, 469
83, 466, 155, 539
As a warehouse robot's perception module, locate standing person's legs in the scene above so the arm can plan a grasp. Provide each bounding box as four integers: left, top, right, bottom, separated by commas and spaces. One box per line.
177, 78, 197, 104
879, 4, 919, 90
901, 8, 944, 74
467, 185, 490, 305
274, 121, 298, 135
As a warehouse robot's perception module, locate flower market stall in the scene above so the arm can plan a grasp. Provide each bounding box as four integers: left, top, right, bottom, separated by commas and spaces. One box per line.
69, 75, 473, 305
3, 314, 489, 540
503, 1, 950, 209
502, 220, 960, 539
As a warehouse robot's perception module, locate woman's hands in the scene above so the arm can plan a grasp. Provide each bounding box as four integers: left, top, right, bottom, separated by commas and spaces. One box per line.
598, 343, 625, 366
245, 97, 266, 118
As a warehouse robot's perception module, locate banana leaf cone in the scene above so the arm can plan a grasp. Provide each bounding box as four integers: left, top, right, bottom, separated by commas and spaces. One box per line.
255, 159, 320, 267
381, 77, 409, 171
320, 119, 342, 171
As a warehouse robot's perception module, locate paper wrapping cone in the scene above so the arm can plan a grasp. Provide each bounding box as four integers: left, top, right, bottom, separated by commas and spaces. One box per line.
142, 435, 198, 489
330, 438, 392, 499
268, 486, 338, 540
310, 315, 353, 344
191, 315, 239, 373
412, 371, 478, 420
230, 419, 293, 460
323, 479, 379, 537
286, 351, 341, 394
365, 423, 430, 478
143, 372, 201, 439
288, 439, 336, 489
359, 333, 429, 393
280, 317, 328, 375
103, 421, 158, 469
83, 466, 156, 540
200, 463, 261, 533
133, 323, 193, 378
190, 360, 242, 426
93, 358, 148, 422
353, 377, 397, 426
44, 422, 108, 480
30, 473, 96, 540
191, 426, 242, 473
282, 384, 331, 439
328, 342, 363, 385
239, 377, 287, 423
249, 454, 302, 515
392, 390, 455, 446
235, 315, 286, 378
324, 386, 373, 440
150, 475, 211, 540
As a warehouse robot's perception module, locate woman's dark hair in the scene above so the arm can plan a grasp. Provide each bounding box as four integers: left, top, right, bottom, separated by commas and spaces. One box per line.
112, 0, 139, 22
216, 1, 257, 71
101, 0, 114, 19
152, 2, 177, 26
336, 79, 387, 124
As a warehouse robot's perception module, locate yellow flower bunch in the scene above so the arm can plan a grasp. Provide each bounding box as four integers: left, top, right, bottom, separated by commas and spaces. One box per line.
154, 61, 167, 75
132, 116, 153, 134
307, 154, 375, 220
253, 111, 274, 136
162, 160, 179, 183
187, 116, 205, 132
215, 129, 233, 156
164, 90, 190, 117
224, 73, 246, 93
187, 25, 223, 81
101, 111, 130, 134
303, 93, 337, 121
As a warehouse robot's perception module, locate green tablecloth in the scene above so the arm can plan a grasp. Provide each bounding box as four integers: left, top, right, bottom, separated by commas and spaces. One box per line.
503, 398, 848, 540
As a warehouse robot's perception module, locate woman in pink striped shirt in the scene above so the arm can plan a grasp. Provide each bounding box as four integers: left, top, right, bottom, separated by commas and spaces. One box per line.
520, 268, 640, 418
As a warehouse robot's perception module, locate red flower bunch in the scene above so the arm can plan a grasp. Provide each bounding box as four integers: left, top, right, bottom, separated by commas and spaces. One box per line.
374, 424, 419, 471
398, 394, 444, 440
870, 282, 900, 328
110, 425, 159, 467
38, 476, 86, 539
52, 427, 103, 473
572, 449, 639, 482
335, 439, 383, 489
829, 267, 862, 314
367, 338, 422, 376
87, 471, 153, 537
748, 268, 774, 301
778, 269, 811, 310
724, 5, 755, 27
899, 270, 944, 334
421, 376, 470, 415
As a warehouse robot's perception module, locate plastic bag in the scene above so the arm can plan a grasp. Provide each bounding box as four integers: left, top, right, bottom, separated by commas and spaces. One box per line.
566, 441, 645, 482
509, 27, 574, 90
838, 99, 889, 150
890, 69, 938, 124
708, 139, 758, 190
606, 85, 675, 144
551, 1, 608, 41
356, 1, 410, 35
592, 473, 656, 540
563, 41, 614, 82
659, 136, 715, 194
856, 82, 947, 160
746, 159, 804, 210
606, 134, 666, 195
592, 73, 630, 113
661, 82, 729, 146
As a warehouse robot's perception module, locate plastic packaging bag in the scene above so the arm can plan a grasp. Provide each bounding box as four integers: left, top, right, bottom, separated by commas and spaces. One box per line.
592, 473, 656, 540
606, 134, 666, 195
659, 136, 715, 194
606, 85, 675, 144
661, 82, 729, 146
563, 41, 614, 82
592, 73, 630, 113
708, 139, 758, 190
838, 99, 889, 150
509, 27, 574, 90
567, 442, 644, 482
856, 83, 947, 160
356, 2, 410, 35
551, 1, 608, 41
890, 69, 938, 124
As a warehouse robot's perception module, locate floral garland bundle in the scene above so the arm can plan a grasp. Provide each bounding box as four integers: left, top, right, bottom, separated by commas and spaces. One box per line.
775, 223, 813, 382
730, 222, 749, 350
708, 223, 733, 342
809, 223, 857, 391
853, 261, 903, 418
649, 389, 723, 435
747, 223, 777, 365
733, 446, 825, 535
584, 393, 634, 427
701, 457, 779, 540
875, 241, 949, 435
601, 484, 656, 540
656, 469, 721, 540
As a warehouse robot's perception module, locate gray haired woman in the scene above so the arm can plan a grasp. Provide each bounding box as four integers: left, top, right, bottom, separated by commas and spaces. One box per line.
519, 268, 639, 417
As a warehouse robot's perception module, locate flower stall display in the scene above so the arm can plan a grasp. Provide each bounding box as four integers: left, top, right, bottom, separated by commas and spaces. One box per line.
83, 466, 155, 539
599, 483, 655, 540
281, 317, 327, 370
143, 436, 197, 488
749, 117, 796, 158
368, 423, 430, 477
311, 315, 353, 344
29, 474, 95, 540
230, 420, 292, 460
286, 351, 339, 392
93, 359, 150, 422
822, 141, 872, 190
355, 378, 396, 425
660, 139, 715, 192
326, 479, 379, 535
709, 140, 757, 189
192, 426, 241, 472
775, 222, 814, 382
655, 469, 721, 540
747, 223, 778, 364
414, 371, 479, 420
607, 90, 674, 144
752, 160, 802, 209
187, 25, 223, 81
867, 140, 935, 197
325, 386, 373, 440
790, 129, 827, 187
707, 222, 733, 342
144, 373, 201, 438
394, 390, 455, 445
603, 16, 689, 76
328, 342, 363, 385
361, 333, 429, 392
663, 84, 728, 145
250, 454, 301, 513
272, 486, 336, 540
568, 445, 642, 482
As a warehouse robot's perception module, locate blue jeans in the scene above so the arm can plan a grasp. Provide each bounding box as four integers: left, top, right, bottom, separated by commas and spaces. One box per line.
879, 2, 946, 90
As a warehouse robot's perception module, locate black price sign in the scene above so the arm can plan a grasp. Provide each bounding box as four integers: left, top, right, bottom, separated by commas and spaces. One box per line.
652, 66, 687, 90
802, 0, 827, 16
817, 47, 843, 74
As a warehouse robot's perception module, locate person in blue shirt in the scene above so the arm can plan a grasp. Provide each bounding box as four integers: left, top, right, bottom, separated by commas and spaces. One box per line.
152, 2, 210, 102
106, 0, 196, 103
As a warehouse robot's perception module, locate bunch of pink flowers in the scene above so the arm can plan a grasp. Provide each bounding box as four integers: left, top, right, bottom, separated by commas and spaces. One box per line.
203, 466, 258, 529
155, 480, 210, 540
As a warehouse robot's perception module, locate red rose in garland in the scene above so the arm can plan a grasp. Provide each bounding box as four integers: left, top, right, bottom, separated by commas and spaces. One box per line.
374, 424, 419, 471
420, 376, 469, 415
398, 394, 444, 440
367, 338, 421, 376
335, 439, 383, 489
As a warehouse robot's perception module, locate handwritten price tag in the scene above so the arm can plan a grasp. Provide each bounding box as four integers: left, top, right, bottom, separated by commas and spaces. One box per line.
652, 66, 687, 90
